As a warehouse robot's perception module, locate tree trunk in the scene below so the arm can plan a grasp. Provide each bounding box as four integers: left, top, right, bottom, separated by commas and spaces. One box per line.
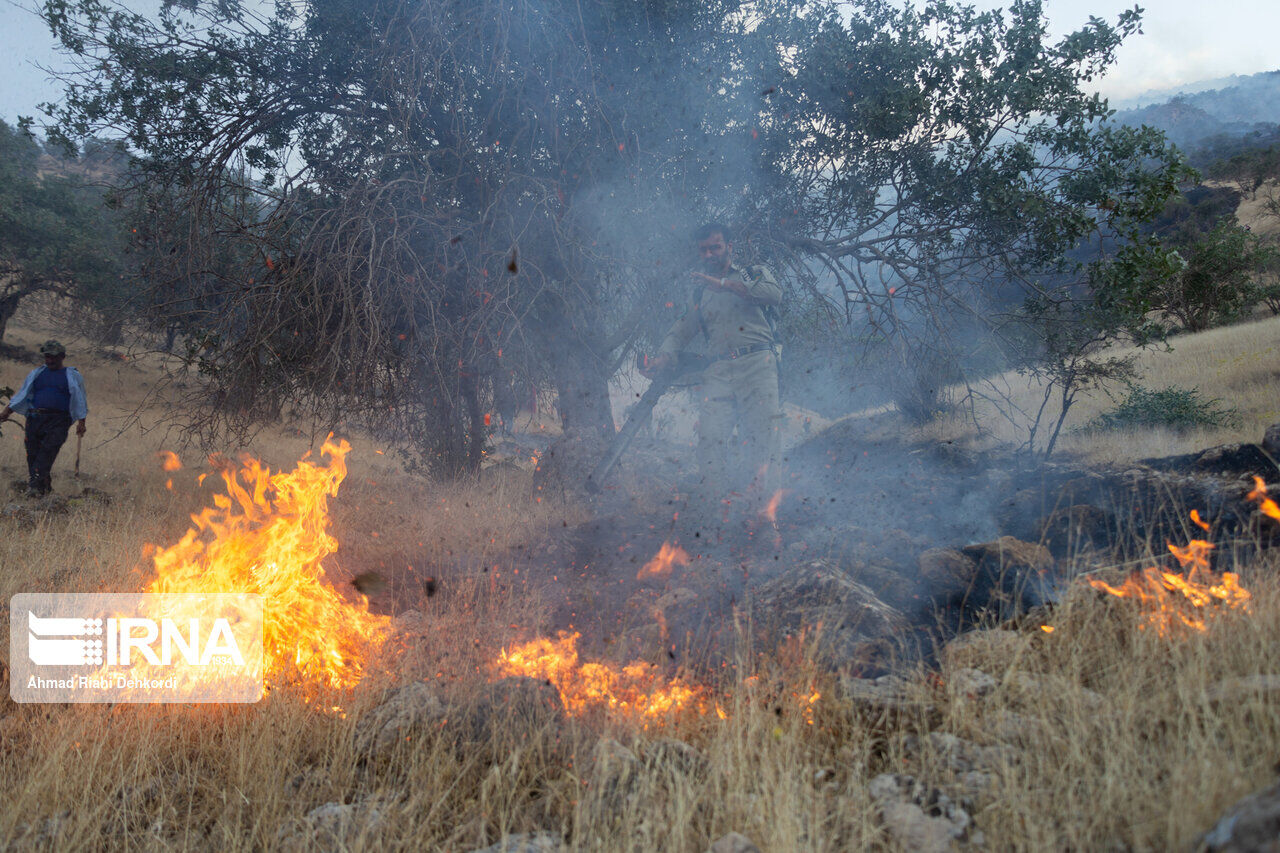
0, 293, 20, 345
461, 369, 485, 473
536, 291, 615, 439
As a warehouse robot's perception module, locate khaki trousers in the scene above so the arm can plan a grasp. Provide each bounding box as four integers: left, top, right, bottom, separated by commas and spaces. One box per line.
695, 349, 782, 505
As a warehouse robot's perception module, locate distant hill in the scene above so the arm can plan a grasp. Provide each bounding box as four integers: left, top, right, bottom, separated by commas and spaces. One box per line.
1113, 70, 1280, 149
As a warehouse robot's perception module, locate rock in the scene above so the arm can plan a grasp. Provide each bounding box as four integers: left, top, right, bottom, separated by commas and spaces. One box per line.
8, 811, 71, 849
961, 537, 1053, 576
840, 675, 934, 718
707, 831, 761, 853
869, 773, 978, 852
901, 733, 1017, 775
1005, 672, 1105, 712
954, 537, 1055, 617
468, 676, 566, 741
1192, 444, 1276, 477
919, 548, 979, 593
391, 610, 430, 637
646, 738, 708, 776
751, 560, 908, 668
1263, 423, 1280, 460
1, 502, 36, 527
1196, 777, 1280, 852
77, 486, 111, 505
940, 629, 1031, 673
277, 799, 388, 851
987, 709, 1057, 750
31, 494, 69, 515
1036, 505, 1113, 555
469, 832, 564, 853
996, 487, 1047, 540
949, 669, 997, 699
591, 737, 641, 805
354, 682, 446, 757
1205, 674, 1280, 704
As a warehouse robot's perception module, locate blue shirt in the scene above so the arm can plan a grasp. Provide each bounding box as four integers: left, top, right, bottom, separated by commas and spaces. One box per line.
7, 365, 89, 420
31, 367, 71, 412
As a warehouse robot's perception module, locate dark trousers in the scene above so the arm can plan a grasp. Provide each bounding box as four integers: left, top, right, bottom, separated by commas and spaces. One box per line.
24, 411, 72, 495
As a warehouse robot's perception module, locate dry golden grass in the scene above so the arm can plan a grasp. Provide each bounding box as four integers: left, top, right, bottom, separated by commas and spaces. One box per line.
4, 317, 1280, 850
900, 313, 1280, 464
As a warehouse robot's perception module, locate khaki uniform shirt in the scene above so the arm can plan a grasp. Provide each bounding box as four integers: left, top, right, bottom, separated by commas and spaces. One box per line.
658, 263, 781, 359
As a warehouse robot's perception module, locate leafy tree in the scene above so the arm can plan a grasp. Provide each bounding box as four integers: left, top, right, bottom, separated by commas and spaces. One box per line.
39, 0, 1188, 466
0, 120, 126, 343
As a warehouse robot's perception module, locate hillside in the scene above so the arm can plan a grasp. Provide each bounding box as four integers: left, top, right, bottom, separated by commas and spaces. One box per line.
1114, 69, 1280, 148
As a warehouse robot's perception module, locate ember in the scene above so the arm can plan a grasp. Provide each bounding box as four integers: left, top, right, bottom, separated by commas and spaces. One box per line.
141, 438, 388, 690
637, 541, 690, 581
1086, 513, 1250, 635
496, 631, 704, 719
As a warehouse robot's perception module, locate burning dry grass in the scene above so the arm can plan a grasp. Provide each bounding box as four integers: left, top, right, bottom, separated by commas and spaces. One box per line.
5, 320, 1280, 849
4, 551, 1280, 849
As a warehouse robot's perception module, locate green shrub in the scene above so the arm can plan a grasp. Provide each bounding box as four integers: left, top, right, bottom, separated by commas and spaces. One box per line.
1084, 384, 1242, 432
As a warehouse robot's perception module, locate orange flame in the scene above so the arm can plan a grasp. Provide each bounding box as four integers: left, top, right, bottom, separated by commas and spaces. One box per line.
142, 438, 388, 689
637, 541, 690, 581
158, 451, 182, 472
1248, 477, 1280, 522
761, 489, 789, 523
495, 632, 703, 719
1086, 513, 1250, 635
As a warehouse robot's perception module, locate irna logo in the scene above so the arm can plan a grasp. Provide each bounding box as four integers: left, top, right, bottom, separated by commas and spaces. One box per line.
11, 592, 263, 704
28, 612, 246, 667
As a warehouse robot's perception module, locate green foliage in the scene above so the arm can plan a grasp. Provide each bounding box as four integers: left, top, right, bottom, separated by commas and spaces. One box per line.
1085, 384, 1242, 433
1097, 213, 1275, 335
38, 0, 1190, 467
0, 119, 128, 341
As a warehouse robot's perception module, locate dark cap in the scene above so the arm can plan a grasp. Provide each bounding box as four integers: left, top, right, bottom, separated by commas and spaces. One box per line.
39, 340, 66, 356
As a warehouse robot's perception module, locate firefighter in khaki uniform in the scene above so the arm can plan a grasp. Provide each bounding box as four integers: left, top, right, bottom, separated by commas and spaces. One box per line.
646, 222, 783, 510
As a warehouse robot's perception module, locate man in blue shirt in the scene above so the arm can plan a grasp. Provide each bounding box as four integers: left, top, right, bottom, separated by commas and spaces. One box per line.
0, 340, 89, 497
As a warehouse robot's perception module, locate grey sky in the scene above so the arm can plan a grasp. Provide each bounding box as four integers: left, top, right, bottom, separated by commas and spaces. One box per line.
1, 0, 1277, 124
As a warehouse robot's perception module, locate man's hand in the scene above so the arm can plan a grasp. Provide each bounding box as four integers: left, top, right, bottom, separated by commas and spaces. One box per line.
641, 353, 673, 379
75, 420, 86, 436
0, 408, 10, 423
691, 271, 746, 298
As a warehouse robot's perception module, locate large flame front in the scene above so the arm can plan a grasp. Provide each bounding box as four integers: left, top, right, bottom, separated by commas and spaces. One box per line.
144, 438, 388, 689
496, 632, 704, 719
1086, 514, 1250, 635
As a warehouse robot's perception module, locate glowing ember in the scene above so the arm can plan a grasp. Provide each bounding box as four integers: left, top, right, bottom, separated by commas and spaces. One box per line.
637, 541, 690, 581
1040, 625, 1055, 634
158, 450, 182, 472
1086, 514, 1250, 635
142, 438, 388, 689
496, 631, 704, 719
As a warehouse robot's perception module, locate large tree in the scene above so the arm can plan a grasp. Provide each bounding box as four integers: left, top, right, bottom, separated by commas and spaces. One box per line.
40, 0, 1187, 466
0, 120, 126, 343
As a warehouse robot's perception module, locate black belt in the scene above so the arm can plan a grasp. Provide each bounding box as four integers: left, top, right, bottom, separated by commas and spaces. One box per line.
31, 408, 70, 415
711, 342, 776, 363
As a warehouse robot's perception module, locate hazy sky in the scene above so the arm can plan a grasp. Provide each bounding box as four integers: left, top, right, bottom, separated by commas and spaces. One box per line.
1, 0, 1277, 123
